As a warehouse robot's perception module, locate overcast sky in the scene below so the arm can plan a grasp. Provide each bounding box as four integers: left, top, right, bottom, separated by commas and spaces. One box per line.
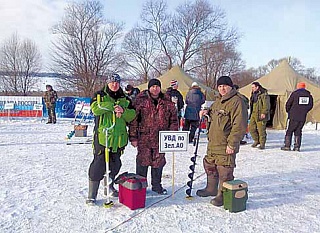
0, 0, 319, 73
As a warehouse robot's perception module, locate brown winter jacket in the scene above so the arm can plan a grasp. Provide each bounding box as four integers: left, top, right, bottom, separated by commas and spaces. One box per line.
207, 89, 248, 155
129, 90, 179, 167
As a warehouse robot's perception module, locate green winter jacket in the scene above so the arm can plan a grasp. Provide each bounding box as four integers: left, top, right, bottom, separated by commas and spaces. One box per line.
250, 88, 270, 122
207, 89, 248, 155
91, 86, 136, 152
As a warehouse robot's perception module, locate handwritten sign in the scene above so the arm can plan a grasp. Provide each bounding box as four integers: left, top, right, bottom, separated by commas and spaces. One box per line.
159, 131, 189, 153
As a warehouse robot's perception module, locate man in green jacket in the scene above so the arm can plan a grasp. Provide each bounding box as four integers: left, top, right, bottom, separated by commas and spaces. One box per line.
249, 82, 270, 150
86, 74, 136, 205
196, 76, 247, 207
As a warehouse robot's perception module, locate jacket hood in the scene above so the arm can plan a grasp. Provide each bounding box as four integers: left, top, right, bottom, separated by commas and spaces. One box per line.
219, 88, 238, 102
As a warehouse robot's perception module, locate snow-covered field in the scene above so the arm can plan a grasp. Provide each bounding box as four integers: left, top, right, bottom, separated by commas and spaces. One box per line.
0, 118, 319, 233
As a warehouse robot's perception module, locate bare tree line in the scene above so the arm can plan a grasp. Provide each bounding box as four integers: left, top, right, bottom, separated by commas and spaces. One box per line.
0, 33, 41, 95
0, 0, 319, 96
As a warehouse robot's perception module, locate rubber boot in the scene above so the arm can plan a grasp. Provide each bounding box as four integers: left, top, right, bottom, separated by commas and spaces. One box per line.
151, 167, 167, 195
281, 136, 292, 151
86, 180, 100, 205
293, 136, 301, 151
196, 175, 218, 197
251, 141, 259, 148
210, 187, 223, 206
210, 166, 234, 207
104, 177, 118, 197
136, 163, 148, 178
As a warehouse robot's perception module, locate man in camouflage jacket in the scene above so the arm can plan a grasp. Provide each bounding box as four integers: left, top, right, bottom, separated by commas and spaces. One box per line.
43, 85, 58, 124
196, 76, 247, 207
129, 79, 179, 195
249, 82, 270, 149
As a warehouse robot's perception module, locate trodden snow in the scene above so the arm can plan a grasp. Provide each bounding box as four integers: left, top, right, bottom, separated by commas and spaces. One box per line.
0, 118, 319, 233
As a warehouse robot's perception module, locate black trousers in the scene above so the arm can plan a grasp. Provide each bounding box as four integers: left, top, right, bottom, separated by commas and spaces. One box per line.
183, 119, 199, 142
88, 142, 122, 181
285, 120, 305, 137
136, 161, 164, 191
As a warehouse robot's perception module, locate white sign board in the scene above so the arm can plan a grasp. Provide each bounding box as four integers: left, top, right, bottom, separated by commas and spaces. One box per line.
81, 105, 91, 114
159, 131, 189, 153
33, 104, 43, 110
4, 103, 14, 110
74, 103, 83, 112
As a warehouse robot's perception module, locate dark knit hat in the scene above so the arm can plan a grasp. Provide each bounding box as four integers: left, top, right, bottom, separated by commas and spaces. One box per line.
148, 79, 161, 89
217, 76, 233, 87
108, 73, 121, 83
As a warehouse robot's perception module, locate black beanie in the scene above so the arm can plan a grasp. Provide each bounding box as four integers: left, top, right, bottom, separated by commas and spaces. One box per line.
148, 79, 161, 89
217, 76, 233, 87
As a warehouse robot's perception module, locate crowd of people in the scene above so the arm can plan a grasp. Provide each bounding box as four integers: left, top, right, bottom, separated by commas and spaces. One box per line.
43, 72, 314, 208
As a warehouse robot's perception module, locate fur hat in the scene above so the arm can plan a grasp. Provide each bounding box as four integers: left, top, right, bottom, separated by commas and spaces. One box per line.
217, 76, 233, 87
297, 82, 306, 89
148, 79, 161, 89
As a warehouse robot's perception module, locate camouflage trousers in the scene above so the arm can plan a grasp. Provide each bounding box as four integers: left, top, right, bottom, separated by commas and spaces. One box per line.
249, 115, 267, 145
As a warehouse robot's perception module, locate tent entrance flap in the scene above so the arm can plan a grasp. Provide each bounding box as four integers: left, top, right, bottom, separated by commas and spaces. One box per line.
267, 95, 278, 128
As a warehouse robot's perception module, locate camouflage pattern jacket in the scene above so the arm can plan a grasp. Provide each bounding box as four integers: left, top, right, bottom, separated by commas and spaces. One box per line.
249, 87, 270, 122
129, 90, 179, 166
207, 89, 248, 155
43, 90, 58, 108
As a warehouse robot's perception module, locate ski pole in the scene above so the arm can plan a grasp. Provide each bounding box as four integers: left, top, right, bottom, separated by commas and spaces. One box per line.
97, 94, 116, 208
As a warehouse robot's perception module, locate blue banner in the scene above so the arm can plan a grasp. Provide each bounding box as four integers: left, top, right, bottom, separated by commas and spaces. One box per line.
43, 97, 93, 119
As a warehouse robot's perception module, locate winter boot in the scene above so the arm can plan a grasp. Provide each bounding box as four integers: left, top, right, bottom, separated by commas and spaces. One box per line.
196, 175, 218, 197
151, 167, 167, 195
258, 143, 265, 150
104, 177, 118, 197
210, 166, 234, 207
210, 188, 223, 207
293, 136, 301, 151
281, 136, 292, 151
86, 180, 100, 205
251, 141, 259, 148
136, 163, 148, 178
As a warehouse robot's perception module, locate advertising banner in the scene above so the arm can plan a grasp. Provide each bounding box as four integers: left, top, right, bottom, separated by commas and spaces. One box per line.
0, 96, 43, 117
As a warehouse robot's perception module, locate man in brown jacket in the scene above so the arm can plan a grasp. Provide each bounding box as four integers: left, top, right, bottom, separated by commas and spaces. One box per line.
196, 76, 247, 207
129, 79, 179, 195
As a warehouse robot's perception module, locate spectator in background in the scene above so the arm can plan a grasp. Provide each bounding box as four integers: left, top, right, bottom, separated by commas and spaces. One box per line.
183, 82, 205, 143
166, 80, 184, 125
43, 84, 58, 124
125, 84, 140, 106
281, 82, 313, 151
249, 82, 270, 150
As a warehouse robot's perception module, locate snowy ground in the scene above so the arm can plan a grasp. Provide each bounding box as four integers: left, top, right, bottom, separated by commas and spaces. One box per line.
0, 118, 320, 233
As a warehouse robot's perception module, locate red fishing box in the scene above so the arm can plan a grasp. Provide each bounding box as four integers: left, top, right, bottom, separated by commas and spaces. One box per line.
118, 174, 148, 210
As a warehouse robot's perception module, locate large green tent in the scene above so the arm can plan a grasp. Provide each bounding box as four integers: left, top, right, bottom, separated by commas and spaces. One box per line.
239, 60, 320, 129
137, 66, 217, 101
